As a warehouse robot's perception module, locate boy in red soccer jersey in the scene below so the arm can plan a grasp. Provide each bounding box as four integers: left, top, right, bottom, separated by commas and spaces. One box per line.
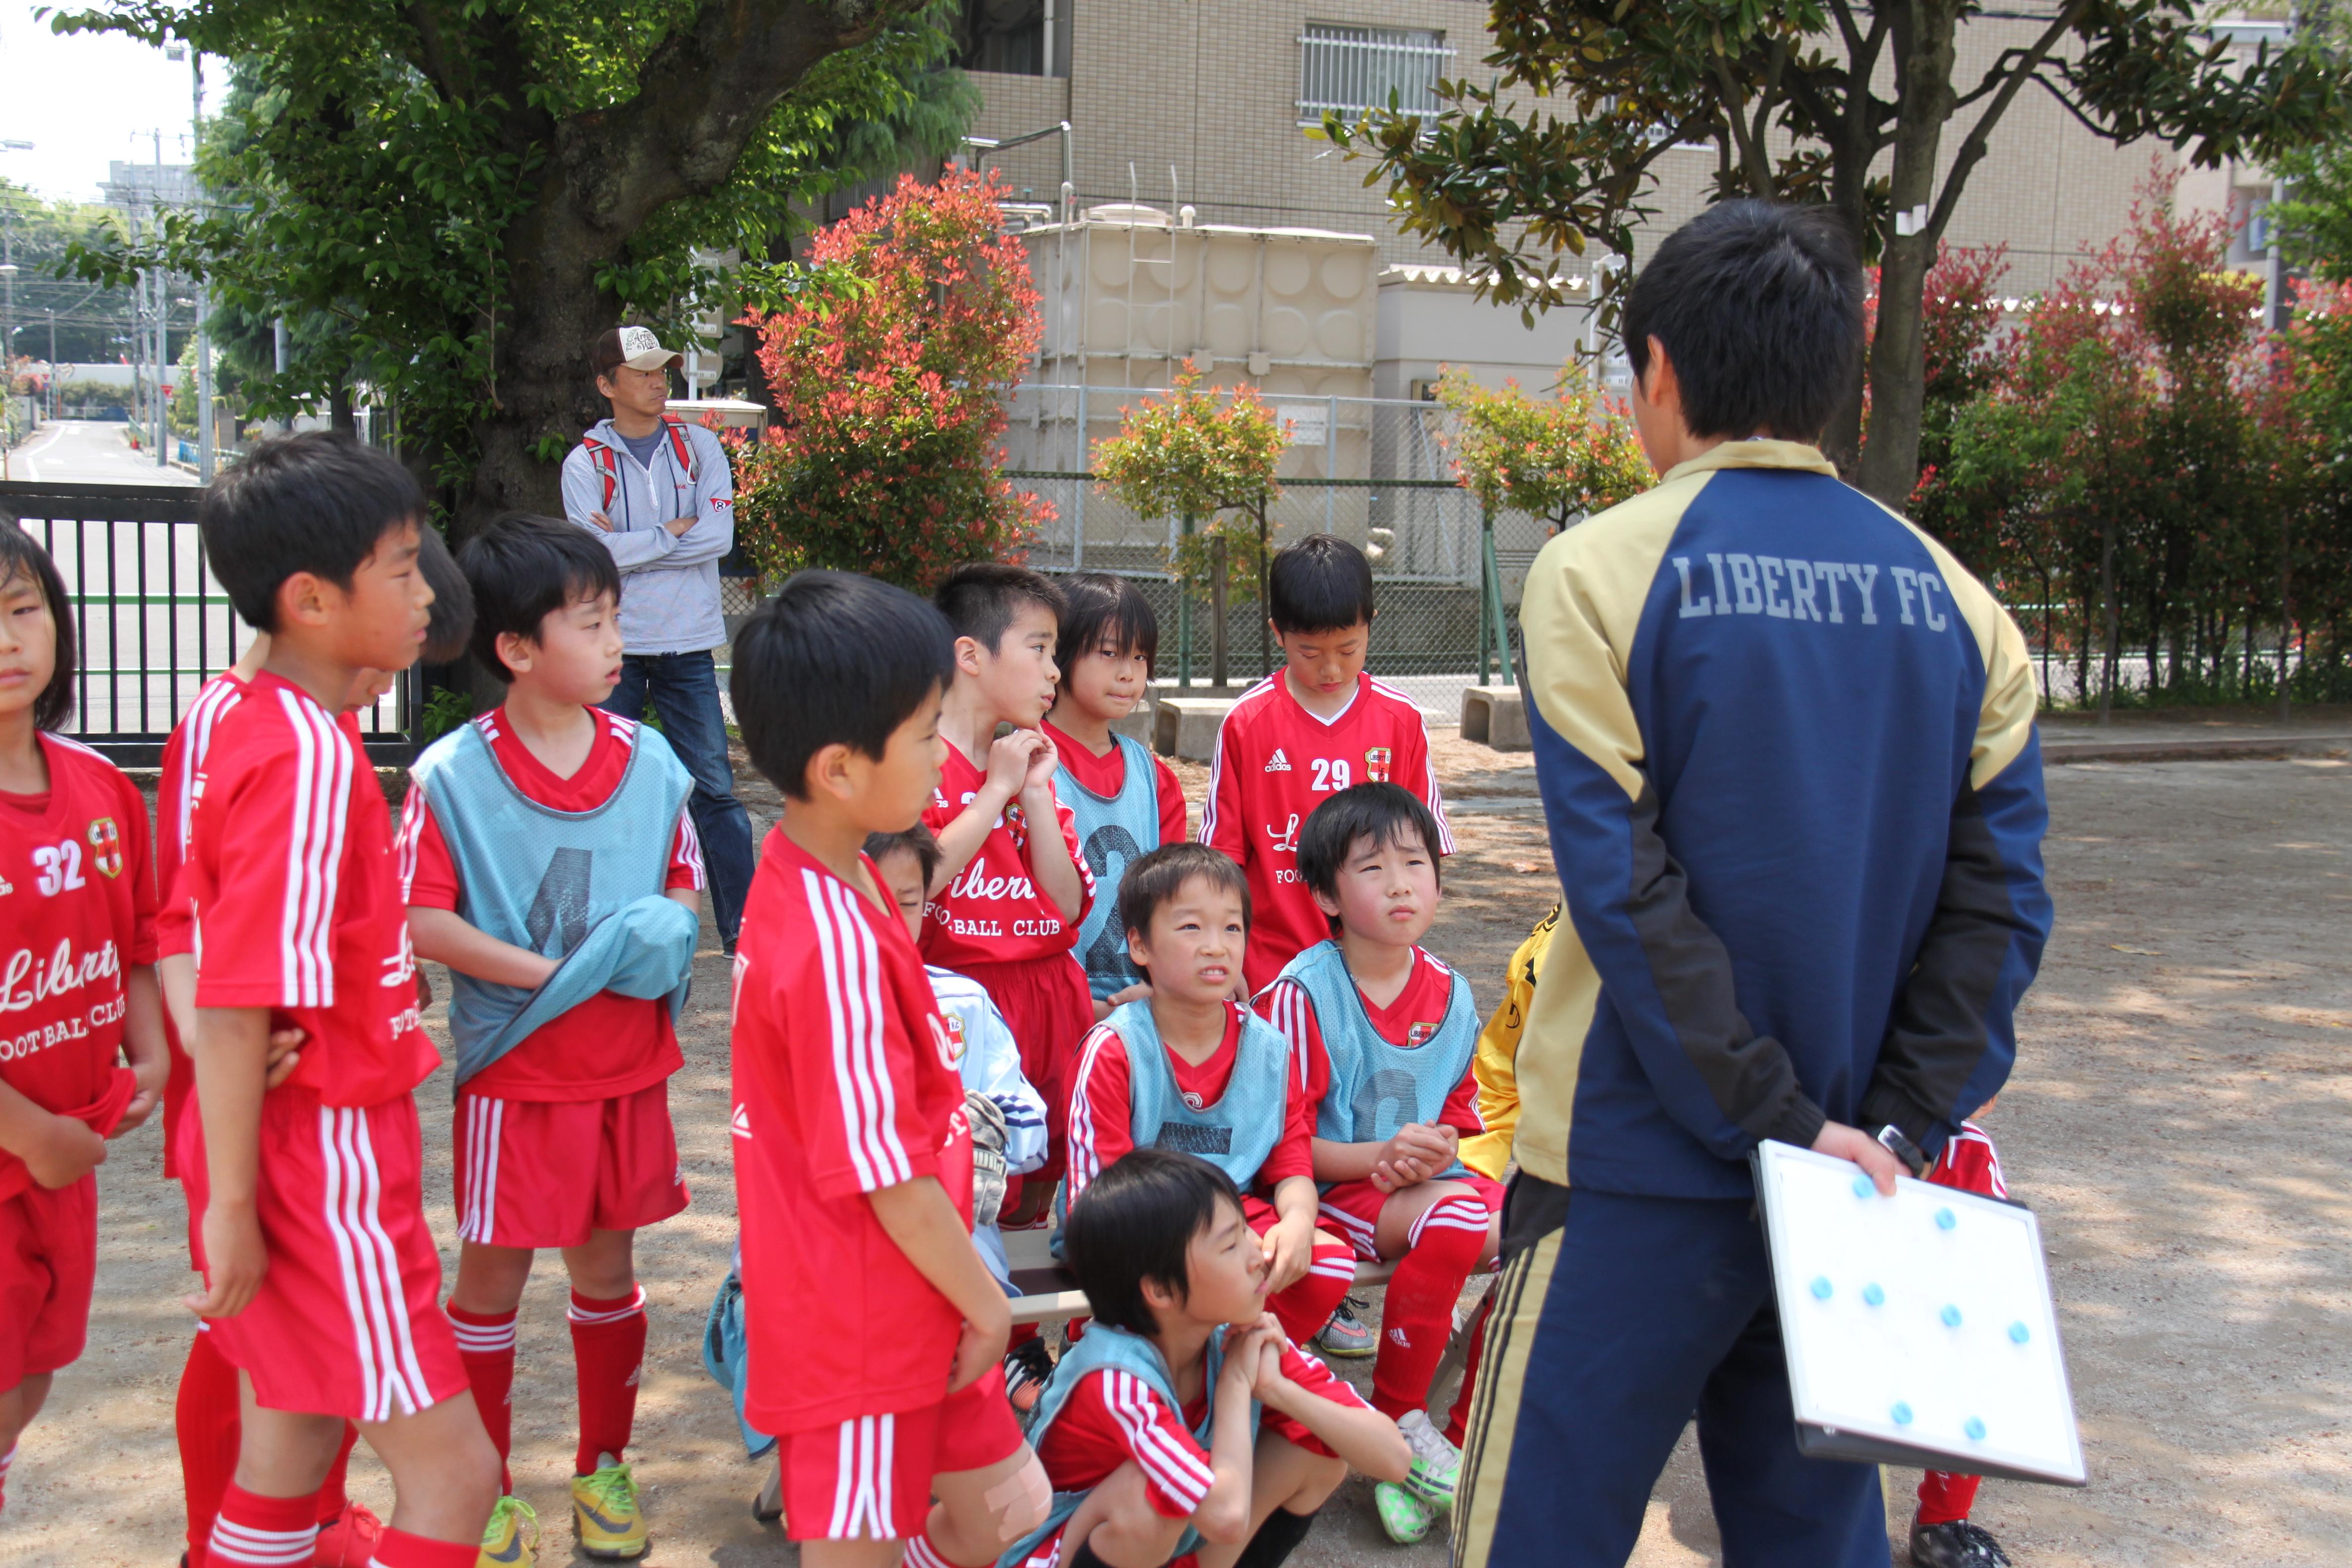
158, 532, 471, 1568
1256, 784, 1497, 1545
397, 516, 704, 1565
922, 564, 1093, 1217
1199, 535, 1452, 998
726, 570, 1048, 1568
1064, 844, 1358, 1350
1006, 1149, 1409, 1568
0, 521, 168, 1519
181, 435, 498, 1568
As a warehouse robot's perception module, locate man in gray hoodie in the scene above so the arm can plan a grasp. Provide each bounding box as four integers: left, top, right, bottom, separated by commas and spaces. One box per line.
561, 325, 754, 953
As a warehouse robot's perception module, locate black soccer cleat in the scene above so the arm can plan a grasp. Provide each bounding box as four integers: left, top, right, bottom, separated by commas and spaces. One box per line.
1910, 1517, 2013, 1568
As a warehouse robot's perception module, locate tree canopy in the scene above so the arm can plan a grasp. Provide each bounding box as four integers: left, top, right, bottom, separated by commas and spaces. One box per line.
1323, 1, 2351, 502
52, 0, 967, 531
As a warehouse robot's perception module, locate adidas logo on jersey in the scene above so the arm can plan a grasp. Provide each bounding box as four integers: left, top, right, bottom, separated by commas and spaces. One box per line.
1265, 748, 1292, 772
730, 1104, 752, 1139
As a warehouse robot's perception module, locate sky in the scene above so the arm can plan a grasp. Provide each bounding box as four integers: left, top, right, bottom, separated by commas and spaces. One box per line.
1, 3, 201, 205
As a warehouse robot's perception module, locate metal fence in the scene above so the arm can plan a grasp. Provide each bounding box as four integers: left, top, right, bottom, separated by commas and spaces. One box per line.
1000, 384, 1549, 682
0, 482, 418, 765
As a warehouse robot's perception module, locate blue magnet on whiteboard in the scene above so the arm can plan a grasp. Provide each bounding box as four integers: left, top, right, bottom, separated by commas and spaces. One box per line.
1940, 1304, 1963, 1328
2008, 1321, 2030, 1344
1935, 1207, 1957, 1230
1891, 1402, 1914, 1426
1862, 1282, 1885, 1308
1964, 1417, 1987, 1441
1810, 1276, 1833, 1300
1852, 1174, 1873, 1198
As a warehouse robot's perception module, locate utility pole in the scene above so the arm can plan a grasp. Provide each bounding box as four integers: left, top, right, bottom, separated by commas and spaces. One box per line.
193, 50, 215, 482
153, 126, 168, 469
274, 316, 291, 434
46, 309, 55, 419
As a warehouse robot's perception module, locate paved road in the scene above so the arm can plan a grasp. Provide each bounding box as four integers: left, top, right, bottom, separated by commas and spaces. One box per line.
4, 419, 199, 486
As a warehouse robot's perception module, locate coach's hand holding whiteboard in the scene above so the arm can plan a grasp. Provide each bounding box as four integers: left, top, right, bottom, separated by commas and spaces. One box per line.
1753, 1138, 2087, 1489
1810, 1119, 1904, 1196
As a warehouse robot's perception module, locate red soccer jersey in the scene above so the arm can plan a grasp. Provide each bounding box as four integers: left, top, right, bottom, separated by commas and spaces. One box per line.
1042, 719, 1189, 846
155, 670, 251, 962
395, 708, 702, 1101
1258, 949, 1483, 1137
1199, 673, 1453, 994
182, 672, 434, 1109
1065, 1002, 1315, 1208
918, 740, 1094, 970
731, 829, 977, 1434
0, 734, 158, 1199
1035, 1340, 1367, 1517
1930, 1121, 2008, 1200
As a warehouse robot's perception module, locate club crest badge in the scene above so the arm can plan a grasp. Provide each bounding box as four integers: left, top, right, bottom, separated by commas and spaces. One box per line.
928, 1013, 961, 1070
88, 817, 124, 879
1407, 1021, 1437, 1048
1364, 747, 1393, 784
942, 1010, 969, 1065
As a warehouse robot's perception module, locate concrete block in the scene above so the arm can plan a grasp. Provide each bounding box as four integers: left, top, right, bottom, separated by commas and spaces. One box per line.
1462, 685, 1529, 750
1156, 696, 1240, 761
1110, 703, 1154, 745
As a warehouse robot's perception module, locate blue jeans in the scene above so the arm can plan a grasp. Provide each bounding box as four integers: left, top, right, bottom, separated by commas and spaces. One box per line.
603, 650, 755, 948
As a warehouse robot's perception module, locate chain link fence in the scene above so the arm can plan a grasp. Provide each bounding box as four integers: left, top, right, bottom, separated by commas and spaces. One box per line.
999, 385, 1554, 684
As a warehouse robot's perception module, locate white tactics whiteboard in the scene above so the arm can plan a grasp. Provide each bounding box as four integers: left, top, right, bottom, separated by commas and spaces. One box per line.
1754, 1139, 2087, 1487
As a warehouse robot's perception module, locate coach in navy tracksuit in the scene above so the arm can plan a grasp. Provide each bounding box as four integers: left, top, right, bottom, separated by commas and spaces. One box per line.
1452, 203, 2052, 1568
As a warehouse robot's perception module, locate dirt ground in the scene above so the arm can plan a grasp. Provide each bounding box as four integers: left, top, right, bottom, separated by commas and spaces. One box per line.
5, 731, 2349, 1567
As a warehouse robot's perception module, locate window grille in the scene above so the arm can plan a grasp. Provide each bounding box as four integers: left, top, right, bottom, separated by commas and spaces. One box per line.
1298, 23, 1453, 121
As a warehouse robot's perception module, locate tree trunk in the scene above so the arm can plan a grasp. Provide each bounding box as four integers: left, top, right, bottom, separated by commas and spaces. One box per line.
1211, 535, 1229, 689
1856, 1, 1963, 505
456, 0, 914, 543
2099, 517, 2117, 725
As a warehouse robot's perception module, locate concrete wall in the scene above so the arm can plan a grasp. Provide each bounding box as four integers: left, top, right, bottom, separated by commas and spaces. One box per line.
1372, 267, 1591, 400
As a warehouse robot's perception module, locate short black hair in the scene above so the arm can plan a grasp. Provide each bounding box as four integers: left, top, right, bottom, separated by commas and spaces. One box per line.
0, 517, 76, 732
1055, 572, 1158, 678
864, 823, 942, 889
1118, 843, 1251, 968
934, 562, 1067, 654
1620, 199, 1864, 443
732, 571, 956, 800
199, 433, 426, 632
417, 523, 476, 666
457, 514, 622, 684
1297, 783, 1443, 933
1063, 1148, 1245, 1335
1267, 534, 1375, 635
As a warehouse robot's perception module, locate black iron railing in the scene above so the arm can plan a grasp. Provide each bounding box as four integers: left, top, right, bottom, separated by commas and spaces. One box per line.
0, 482, 418, 766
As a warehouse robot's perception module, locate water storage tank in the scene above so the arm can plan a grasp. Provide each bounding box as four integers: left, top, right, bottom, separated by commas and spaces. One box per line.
1011, 207, 1377, 483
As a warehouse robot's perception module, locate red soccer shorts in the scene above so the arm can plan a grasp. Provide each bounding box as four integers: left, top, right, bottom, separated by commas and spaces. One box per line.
958, 953, 1093, 1188
453, 1081, 689, 1249
774, 1367, 1026, 1541
1318, 1171, 1505, 1261
0, 1174, 97, 1388
187, 1086, 468, 1423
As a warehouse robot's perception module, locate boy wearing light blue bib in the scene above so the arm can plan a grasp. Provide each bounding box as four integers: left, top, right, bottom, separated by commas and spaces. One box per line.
1255, 784, 1502, 1545
1002, 1149, 1407, 1568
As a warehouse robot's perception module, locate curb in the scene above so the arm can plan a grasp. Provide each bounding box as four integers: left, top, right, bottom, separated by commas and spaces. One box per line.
2042, 734, 2352, 765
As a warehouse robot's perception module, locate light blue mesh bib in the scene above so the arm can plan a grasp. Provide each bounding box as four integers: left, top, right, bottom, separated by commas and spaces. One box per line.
997, 1323, 1259, 1568
1055, 734, 1163, 1002
411, 719, 695, 1084
1282, 940, 1477, 1178
1109, 998, 1291, 1190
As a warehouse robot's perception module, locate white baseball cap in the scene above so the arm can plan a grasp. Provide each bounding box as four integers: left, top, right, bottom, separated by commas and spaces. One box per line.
593, 325, 684, 375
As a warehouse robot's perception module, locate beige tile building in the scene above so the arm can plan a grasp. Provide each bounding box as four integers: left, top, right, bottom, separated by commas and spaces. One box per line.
959, 2, 2197, 300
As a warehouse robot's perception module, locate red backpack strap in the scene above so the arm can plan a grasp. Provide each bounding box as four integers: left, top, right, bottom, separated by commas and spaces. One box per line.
662, 416, 696, 485
581, 435, 620, 510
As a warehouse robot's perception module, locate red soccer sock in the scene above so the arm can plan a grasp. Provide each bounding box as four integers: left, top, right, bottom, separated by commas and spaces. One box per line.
1371, 1195, 1488, 1420
568, 1286, 647, 1475
1443, 1293, 1491, 1449
365, 1524, 478, 1568
1268, 1237, 1357, 1346
315, 1421, 359, 1520
1916, 1468, 1982, 1526
0, 1441, 15, 1516
209, 1481, 320, 1567
178, 1329, 243, 1566
447, 1301, 518, 1494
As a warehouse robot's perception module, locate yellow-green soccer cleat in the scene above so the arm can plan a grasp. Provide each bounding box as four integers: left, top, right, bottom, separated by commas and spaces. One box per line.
1374, 1479, 1437, 1544
572, 1460, 649, 1559
476, 1494, 539, 1568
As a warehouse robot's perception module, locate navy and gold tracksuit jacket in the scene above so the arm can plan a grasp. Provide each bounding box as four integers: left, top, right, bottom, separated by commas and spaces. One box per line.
1516, 440, 2051, 1199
